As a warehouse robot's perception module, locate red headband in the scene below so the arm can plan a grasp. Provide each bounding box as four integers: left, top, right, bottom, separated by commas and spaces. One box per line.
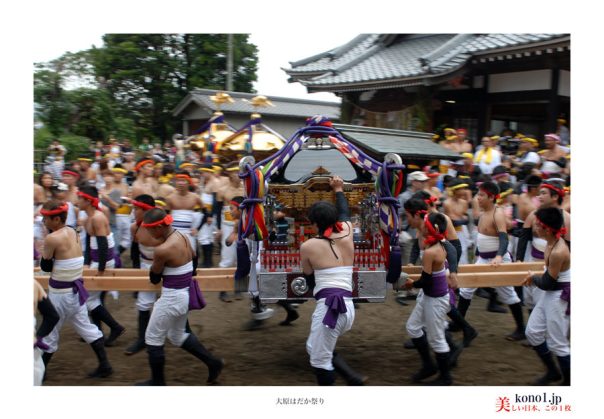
540, 183, 565, 198
492, 172, 508, 180
423, 213, 446, 246
62, 170, 80, 178
323, 222, 344, 238
77, 191, 100, 210
131, 200, 156, 211
424, 195, 438, 206
135, 159, 154, 172
480, 186, 500, 200
535, 214, 568, 240
40, 203, 69, 216
229, 200, 241, 208
141, 214, 173, 228
175, 174, 193, 184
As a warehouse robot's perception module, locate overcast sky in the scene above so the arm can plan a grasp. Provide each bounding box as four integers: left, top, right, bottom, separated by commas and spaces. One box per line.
32, 32, 358, 103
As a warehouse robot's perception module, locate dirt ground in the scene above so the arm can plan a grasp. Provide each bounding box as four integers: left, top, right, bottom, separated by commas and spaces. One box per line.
41, 288, 546, 386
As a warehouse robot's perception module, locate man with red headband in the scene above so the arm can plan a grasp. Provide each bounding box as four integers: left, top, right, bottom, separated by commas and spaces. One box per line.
137, 208, 223, 385
77, 185, 126, 346
301, 176, 366, 386
165, 170, 204, 273
61, 166, 81, 206
458, 181, 526, 341
38, 200, 114, 379
403, 212, 454, 385
523, 207, 570, 385
124, 194, 163, 356
132, 158, 159, 198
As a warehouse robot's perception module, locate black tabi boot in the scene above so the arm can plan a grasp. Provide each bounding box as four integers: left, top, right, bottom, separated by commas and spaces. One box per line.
457, 296, 472, 318
445, 331, 463, 369
506, 303, 526, 341
124, 310, 150, 355
90, 305, 125, 347
313, 367, 335, 386
448, 306, 478, 347
42, 352, 54, 382
87, 337, 113, 378
277, 301, 299, 326
332, 352, 367, 385
411, 334, 438, 382
136, 345, 166, 386
487, 290, 507, 313
557, 355, 570, 386
181, 334, 224, 384
532, 342, 562, 385
514, 286, 524, 305
427, 352, 452, 386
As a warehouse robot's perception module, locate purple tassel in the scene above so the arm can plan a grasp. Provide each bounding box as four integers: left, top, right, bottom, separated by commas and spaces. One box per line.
234, 240, 251, 281
386, 245, 401, 284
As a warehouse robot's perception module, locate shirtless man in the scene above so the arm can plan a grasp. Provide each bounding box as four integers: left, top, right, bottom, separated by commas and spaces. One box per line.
157, 164, 176, 199
451, 128, 473, 154
216, 164, 245, 282
77, 157, 97, 184
61, 167, 81, 205
443, 179, 470, 265
124, 194, 164, 356
132, 158, 159, 198
523, 207, 570, 386
137, 208, 223, 385
301, 176, 366, 386
38, 200, 113, 379
166, 171, 203, 271
77, 185, 126, 346
199, 164, 219, 216
539, 134, 568, 178
100, 166, 131, 254
457, 181, 526, 341
121, 151, 136, 173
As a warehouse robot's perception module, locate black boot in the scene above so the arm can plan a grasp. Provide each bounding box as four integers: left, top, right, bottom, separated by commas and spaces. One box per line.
125, 310, 150, 355
313, 367, 335, 386
181, 334, 224, 384
506, 303, 526, 341
532, 342, 562, 385
87, 337, 113, 378
411, 334, 438, 382
137, 345, 166, 385
428, 352, 452, 385
557, 355, 570, 386
457, 296, 472, 318
90, 305, 125, 347
487, 290, 507, 313
448, 307, 478, 347
332, 352, 367, 385
445, 331, 463, 369
42, 352, 54, 382
118, 245, 127, 255
278, 301, 299, 326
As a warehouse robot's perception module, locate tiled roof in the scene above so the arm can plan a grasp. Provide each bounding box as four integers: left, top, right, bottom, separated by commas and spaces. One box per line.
285, 34, 570, 91
333, 124, 461, 160
173, 89, 340, 119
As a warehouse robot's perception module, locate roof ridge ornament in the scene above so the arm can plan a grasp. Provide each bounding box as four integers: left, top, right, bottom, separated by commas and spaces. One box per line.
209, 91, 235, 112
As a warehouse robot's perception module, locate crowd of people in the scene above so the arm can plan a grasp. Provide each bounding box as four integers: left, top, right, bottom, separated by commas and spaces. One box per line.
33, 123, 570, 386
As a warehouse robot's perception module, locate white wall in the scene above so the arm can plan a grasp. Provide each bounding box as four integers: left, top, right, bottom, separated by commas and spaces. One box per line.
558, 70, 570, 97
488, 70, 552, 93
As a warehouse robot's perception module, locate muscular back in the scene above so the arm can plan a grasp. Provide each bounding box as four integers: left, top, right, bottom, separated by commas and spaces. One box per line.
44, 227, 82, 260
301, 222, 354, 271
156, 230, 193, 268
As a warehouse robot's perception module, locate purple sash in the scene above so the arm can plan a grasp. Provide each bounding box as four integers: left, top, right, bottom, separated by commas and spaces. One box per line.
34, 336, 49, 351
531, 245, 544, 260
48, 278, 89, 306
477, 249, 513, 261
315, 288, 353, 329
554, 282, 570, 315
163, 272, 206, 311
424, 270, 449, 298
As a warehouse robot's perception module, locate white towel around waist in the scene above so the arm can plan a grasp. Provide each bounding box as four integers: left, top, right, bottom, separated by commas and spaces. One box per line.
477, 233, 499, 253
313, 266, 354, 295
163, 261, 193, 276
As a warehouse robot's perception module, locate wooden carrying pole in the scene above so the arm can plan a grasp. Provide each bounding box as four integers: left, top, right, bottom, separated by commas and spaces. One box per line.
34, 262, 543, 291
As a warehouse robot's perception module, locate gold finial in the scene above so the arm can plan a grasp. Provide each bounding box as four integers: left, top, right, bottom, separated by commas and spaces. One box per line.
209, 92, 234, 111
243, 95, 275, 109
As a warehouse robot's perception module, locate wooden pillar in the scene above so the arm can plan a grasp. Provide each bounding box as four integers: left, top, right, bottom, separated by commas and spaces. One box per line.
546, 68, 560, 133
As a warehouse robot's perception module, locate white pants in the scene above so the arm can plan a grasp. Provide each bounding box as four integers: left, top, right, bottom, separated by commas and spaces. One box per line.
523, 246, 545, 310
115, 214, 132, 249
34, 348, 45, 386
218, 222, 236, 268
526, 290, 570, 356
246, 239, 262, 297
86, 259, 115, 311
145, 287, 190, 347
306, 298, 355, 370
136, 261, 157, 311
44, 292, 104, 352
459, 253, 521, 305
457, 227, 470, 265
406, 290, 450, 353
